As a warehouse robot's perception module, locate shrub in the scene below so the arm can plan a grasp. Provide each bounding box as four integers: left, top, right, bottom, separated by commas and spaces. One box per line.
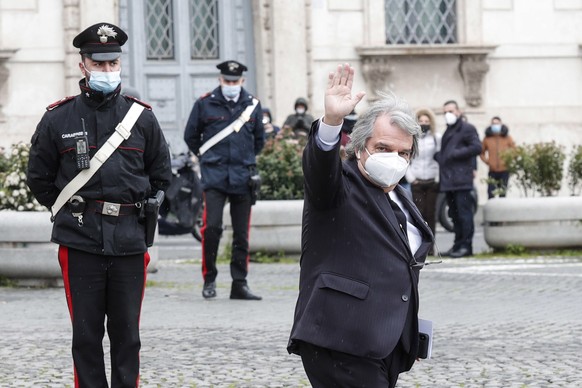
501, 141, 565, 197
567, 145, 582, 196
501, 145, 535, 197
257, 138, 304, 200
0, 143, 45, 211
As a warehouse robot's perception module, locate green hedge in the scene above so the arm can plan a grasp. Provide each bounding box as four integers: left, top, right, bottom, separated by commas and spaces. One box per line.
257, 138, 304, 200
500, 141, 578, 197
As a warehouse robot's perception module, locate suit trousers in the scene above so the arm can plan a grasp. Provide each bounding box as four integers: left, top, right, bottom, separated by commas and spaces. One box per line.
445, 189, 475, 251
201, 189, 252, 284
58, 246, 149, 388
299, 341, 408, 388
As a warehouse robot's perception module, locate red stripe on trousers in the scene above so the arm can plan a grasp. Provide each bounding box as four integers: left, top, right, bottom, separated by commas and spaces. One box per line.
200, 192, 209, 279
57, 245, 79, 388
246, 208, 252, 271
134, 251, 150, 388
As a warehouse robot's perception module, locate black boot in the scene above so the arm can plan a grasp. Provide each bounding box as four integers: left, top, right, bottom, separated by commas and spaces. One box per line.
230, 282, 262, 300
202, 281, 216, 299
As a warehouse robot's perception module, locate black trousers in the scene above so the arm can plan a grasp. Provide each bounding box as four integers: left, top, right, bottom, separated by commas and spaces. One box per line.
201, 189, 252, 284
300, 341, 408, 388
446, 189, 475, 251
58, 246, 149, 388
411, 179, 439, 235
487, 170, 510, 198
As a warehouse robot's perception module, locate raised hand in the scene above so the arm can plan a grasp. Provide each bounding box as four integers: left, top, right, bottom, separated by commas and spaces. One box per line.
323, 63, 366, 126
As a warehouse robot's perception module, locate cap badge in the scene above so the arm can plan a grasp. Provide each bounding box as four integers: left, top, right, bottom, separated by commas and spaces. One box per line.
228, 62, 239, 71
97, 25, 117, 44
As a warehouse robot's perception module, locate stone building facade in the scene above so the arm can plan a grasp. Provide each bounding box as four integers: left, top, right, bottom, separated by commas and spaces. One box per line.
1, 0, 581, 197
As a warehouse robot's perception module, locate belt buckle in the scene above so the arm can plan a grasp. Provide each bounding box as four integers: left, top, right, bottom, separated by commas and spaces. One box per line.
102, 201, 120, 216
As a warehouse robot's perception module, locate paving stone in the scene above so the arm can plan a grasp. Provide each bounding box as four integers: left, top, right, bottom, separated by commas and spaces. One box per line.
1, 254, 582, 387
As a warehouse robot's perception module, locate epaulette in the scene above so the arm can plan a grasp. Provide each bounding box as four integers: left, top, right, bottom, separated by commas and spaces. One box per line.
125, 95, 152, 110
199, 92, 211, 100
46, 96, 75, 111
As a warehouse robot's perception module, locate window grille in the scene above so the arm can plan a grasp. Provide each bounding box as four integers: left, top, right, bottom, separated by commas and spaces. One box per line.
385, 0, 457, 44
189, 0, 219, 59
146, 0, 175, 60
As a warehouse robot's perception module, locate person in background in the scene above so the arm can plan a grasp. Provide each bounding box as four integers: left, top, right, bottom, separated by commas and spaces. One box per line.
480, 116, 516, 199
184, 60, 265, 301
434, 100, 482, 258
26, 22, 172, 386
282, 97, 315, 138
339, 109, 358, 159
262, 108, 281, 140
406, 108, 441, 238
288, 64, 434, 388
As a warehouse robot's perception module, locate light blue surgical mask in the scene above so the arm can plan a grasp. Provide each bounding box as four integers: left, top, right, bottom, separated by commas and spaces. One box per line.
85, 66, 121, 94
221, 85, 241, 99
491, 124, 502, 134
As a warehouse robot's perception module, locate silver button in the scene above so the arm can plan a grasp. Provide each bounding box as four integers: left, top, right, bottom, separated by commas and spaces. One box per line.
401, 295, 409, 302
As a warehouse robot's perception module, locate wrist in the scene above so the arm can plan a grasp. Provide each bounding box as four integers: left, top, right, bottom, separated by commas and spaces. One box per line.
323, 115, 343, 126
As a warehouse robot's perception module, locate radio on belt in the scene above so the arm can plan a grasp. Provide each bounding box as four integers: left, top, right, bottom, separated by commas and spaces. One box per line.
76, 118, 90, 170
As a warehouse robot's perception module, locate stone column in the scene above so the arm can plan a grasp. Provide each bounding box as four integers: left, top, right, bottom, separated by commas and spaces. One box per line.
63, 0, 81, 95
0, 50, 17, 123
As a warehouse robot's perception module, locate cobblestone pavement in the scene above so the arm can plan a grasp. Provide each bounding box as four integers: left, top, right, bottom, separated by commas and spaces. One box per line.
1, 251, 582, 387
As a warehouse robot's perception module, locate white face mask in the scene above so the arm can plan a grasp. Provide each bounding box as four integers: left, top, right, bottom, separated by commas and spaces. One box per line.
84, 66, 121, 94
296, 107, 306, 115
444, 112, 458, 126
221, 85, 241, 99
358, 149, 409, 188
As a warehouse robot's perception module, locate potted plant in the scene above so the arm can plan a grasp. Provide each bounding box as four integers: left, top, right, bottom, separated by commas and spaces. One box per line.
483, 142, 582, 250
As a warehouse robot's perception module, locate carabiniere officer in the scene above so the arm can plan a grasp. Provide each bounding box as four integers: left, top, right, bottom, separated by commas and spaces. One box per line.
26, 22, 172, 386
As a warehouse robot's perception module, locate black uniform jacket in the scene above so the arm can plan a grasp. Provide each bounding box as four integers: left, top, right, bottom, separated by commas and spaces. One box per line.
27, 81, 172, 255
288, 121, 434, 367
183, 86, 264, 194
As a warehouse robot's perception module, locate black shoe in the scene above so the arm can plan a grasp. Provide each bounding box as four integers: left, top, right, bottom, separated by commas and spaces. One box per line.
202, 281, 216, 299
230, 283, 262, 300
449, 247, 472, 258
441, 247, 455, 256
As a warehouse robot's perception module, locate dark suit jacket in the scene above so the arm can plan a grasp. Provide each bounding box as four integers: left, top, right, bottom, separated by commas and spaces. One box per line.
434, 119, 482, 192
288, 121, 434, 369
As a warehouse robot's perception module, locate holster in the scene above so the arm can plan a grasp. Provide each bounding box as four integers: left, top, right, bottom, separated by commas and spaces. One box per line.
143, 190, 165, 247
248, 170, 261, 206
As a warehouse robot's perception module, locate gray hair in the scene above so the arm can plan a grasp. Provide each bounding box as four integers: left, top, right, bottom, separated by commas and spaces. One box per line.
344, 91, 420, 160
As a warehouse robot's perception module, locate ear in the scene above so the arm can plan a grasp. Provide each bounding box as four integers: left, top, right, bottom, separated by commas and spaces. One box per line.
356, 150, 361, 159
79, 62, 87, 77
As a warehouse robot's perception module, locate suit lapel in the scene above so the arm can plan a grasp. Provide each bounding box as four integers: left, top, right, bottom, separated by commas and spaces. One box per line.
394, 185, 434, 241
377, 189, 410, 254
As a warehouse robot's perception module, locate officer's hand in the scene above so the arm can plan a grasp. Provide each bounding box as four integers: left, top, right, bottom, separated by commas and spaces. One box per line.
323, 63, 365, 126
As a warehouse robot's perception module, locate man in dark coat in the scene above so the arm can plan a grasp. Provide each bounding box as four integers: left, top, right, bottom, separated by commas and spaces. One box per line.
288, 64, 434, 387
184, 60, 265, 300
282, 97, 315, 138
26, 22, 172, 386
434, 100, 482, 257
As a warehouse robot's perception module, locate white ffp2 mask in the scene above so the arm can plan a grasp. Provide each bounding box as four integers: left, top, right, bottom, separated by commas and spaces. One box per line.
359, 149, 409, 188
